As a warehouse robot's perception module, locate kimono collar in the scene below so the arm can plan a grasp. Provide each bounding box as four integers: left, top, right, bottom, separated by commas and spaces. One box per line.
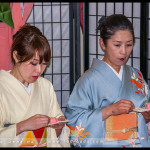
91, 58, 107, 69
91, 58, 124, 80
103, 62, 123, 81
7, 70, 32, 94
0, 70, 33, 97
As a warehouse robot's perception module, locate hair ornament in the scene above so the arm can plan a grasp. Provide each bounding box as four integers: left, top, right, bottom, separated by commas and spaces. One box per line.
96, 16, 106, 30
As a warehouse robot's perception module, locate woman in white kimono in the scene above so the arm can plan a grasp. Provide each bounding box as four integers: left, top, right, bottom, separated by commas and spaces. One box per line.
0, 24, 70, 147
65, 14, 150, 147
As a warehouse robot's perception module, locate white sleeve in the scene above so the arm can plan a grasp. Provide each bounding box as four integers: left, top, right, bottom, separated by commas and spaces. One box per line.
46, 82, 70, 147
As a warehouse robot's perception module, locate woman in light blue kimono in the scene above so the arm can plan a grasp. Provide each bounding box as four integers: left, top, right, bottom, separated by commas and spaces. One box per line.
65, 14, 150, 147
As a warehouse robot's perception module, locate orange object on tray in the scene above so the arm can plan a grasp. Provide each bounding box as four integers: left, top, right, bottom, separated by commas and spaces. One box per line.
105, 112, 138, 141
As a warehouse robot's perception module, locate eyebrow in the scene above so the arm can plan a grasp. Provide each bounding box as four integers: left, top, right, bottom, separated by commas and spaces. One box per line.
112, 40, 133, 43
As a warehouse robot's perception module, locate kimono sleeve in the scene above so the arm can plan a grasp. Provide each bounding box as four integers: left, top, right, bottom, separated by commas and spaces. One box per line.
134, 68, 150, 107
0, 94, 17, 147
46, 82, 70, 147
65, 74, 105, 147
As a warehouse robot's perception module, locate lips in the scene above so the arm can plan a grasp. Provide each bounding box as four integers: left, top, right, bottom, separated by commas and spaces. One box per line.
120, 58, 125, 61
32, 76, 38, 79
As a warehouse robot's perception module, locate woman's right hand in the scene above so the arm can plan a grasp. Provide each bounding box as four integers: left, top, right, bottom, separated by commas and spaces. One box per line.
102, 99, 135, 120
16, 114, 50, 136
110, 99, 135, 115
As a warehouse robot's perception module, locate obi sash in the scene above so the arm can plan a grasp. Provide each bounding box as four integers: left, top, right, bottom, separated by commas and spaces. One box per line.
19, 127, 47, 147
105, 112, 138, 141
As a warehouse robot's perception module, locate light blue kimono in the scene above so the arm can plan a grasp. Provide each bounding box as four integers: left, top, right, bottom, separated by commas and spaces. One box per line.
65, 58, 150, 147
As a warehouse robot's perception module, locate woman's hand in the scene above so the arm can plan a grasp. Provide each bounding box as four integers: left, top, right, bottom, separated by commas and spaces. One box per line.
49, 116, 66, 137
16, 114, 50, 136
141, 111, 150, 123
102, 99, 135, 120
49, 116, 66, 129
110, 99, 135, 115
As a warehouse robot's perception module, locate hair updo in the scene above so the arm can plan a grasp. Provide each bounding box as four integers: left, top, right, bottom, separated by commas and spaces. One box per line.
11, 24, 51, 65
97, 14, 135, 45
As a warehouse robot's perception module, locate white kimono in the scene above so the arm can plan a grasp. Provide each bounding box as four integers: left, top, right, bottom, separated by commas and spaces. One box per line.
0, 70, 70, 147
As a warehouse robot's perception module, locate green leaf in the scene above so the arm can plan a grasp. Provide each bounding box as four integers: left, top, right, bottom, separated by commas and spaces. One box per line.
71, 130, 77, 136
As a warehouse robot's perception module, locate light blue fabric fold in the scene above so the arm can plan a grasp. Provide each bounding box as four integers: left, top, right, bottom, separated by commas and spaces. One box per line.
65, 58, 150, 147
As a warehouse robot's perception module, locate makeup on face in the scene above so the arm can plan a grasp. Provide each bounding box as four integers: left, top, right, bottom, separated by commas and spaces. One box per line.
32, 76, 38, 79
120, 58, 125, 62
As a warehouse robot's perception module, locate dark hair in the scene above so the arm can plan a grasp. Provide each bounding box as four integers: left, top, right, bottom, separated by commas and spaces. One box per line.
11, 24, 51, 64
97, 14, 135, 45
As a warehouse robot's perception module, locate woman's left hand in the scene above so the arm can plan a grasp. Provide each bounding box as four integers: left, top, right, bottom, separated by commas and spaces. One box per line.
141, 111, 150, 123
49, 116, 66, 137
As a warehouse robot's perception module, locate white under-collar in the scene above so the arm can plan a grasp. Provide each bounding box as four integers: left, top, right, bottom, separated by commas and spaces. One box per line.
8, 70, 32, 94
19, 81, 32, 94
102, 60, 123, 81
